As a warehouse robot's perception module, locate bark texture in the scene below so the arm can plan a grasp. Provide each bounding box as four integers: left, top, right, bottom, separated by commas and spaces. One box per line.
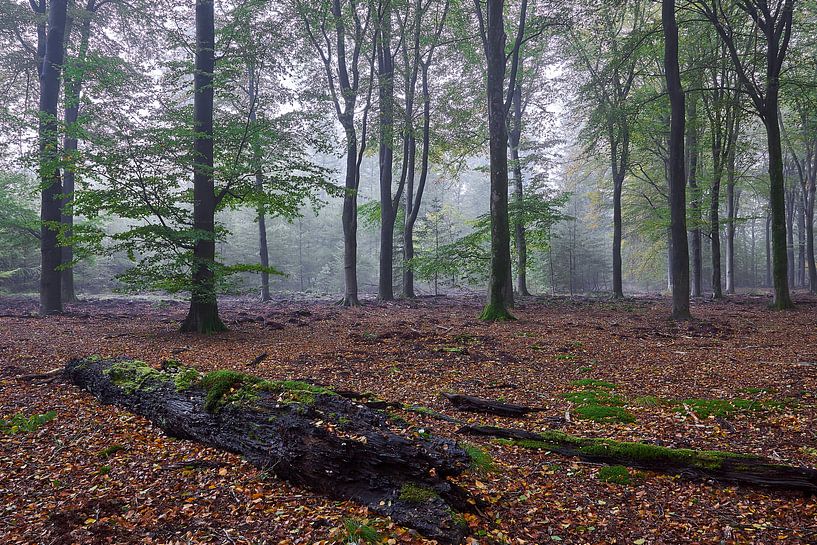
66, 358, 471, 544
461, 424, 817, 492
39, 0, 70, 315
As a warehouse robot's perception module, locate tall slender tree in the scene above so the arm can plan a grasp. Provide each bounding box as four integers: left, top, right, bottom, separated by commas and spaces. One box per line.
181, 0, 225, 332
692, 0, 795, 309
39, 0, 70, 315
663, 0, 690, 319
474, 0, 529, 321
299, 0, 375, 306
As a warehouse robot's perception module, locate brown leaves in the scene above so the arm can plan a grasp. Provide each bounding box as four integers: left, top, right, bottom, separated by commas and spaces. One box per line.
1, 294, 817, 543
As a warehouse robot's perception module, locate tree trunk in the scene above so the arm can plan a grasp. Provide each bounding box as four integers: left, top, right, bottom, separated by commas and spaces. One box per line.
725, 126, 738, 294
342, 126, 361, 306
765, 213, 772, 287
247, 64, 270, 302
39, 0, 70, 316
66, 358, 471, 544
509, 79, 530, 296
612, 174, 624, 298
807, 162, 817, 292
460, 425, 817, 493
711, 162, 723, 299
797, 193, 805, 287
60, 7, 94, 304
377, 0, 395, 301
181, 0, 225, 333
765, 96, 793, 308
663, 0, 690, 320
479, 0, 514, 321
686, 91, 702, 298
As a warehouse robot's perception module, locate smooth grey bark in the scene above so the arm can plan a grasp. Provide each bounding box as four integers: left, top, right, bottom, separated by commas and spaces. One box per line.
301, 0, 374, 306
39, 0, 70, 315
686, 88, 702, 298
509, 74, 530, 296
474, 0, 527, 320
725, 117, 740, 294
377, 0, 398, 300
181, 0, 225, 333
663, 0, 690, 319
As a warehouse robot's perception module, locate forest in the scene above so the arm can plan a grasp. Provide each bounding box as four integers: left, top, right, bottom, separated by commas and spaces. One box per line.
1, 0, 816, 543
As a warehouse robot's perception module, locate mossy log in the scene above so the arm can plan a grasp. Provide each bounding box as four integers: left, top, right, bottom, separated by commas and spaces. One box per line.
442, 393, 545, 417
460, 425, 817, 493
65, 358, 471, 544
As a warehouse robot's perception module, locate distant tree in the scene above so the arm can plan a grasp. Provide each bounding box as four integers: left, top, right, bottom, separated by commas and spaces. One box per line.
297, 0, 376, 306
690, 0, 795, 309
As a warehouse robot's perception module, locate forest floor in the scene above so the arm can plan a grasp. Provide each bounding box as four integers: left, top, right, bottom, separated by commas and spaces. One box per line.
1, 293, 816, 545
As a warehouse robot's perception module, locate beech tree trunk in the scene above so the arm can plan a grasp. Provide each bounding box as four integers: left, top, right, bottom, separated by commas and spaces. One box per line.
60, 5, 95, 304
686, 91, 702, 298
509, 79, 530, 296
377, 0, 396, 301
477, 0, 522, 321
725, 125, 739, 294
66, 358, 471, 544
247, 64, 270, 302
766, 101, 794, 308
181, 0, 225, 333
663, 0, 690, 320
39, 0, 70, 316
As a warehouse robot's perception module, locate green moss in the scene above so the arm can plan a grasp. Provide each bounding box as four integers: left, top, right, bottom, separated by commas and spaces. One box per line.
574, 404, 635, 423
496, 431, 748, 471
463, 443, 495, 474
571, 379, 617, 390
479, 303, 516, 322
633, 395, 664, 407
597, 465, 632, 485
200, 371, 333, 412
577, 366, 594, 373
105, 360, 163, 394
97, 444, 125, 459
173, 367, 202, 391
399, 483, 439, 503
199, 370, 266, 411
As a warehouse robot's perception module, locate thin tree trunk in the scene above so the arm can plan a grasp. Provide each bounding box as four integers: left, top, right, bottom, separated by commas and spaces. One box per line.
181, 0, 225, 333
663, 0, 690, 319
247, 63, 270, 302
39, 0, 70, 315
797, 193, 805, 287
686, 90, 702, 298
60, 5, 95, 304
725, 118, 739, 294
509, 79, 530, 296
342, 127, 361, 306
710, 156, 723, 298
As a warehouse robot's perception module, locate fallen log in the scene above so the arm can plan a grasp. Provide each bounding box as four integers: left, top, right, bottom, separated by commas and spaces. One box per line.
442, 393, 546, 417
460, 425, 817, 493
66, 358, 472, 543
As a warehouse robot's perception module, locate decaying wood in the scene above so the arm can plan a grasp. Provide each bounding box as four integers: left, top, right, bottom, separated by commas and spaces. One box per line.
66, 358, 472, 544
460, 424, 817, 493
443, 392, 546, 417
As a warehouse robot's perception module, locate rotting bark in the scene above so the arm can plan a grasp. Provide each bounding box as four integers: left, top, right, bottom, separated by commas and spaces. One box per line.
460, 424, 817, 492
443, 393, 546, 417
65, 358, 471, 544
